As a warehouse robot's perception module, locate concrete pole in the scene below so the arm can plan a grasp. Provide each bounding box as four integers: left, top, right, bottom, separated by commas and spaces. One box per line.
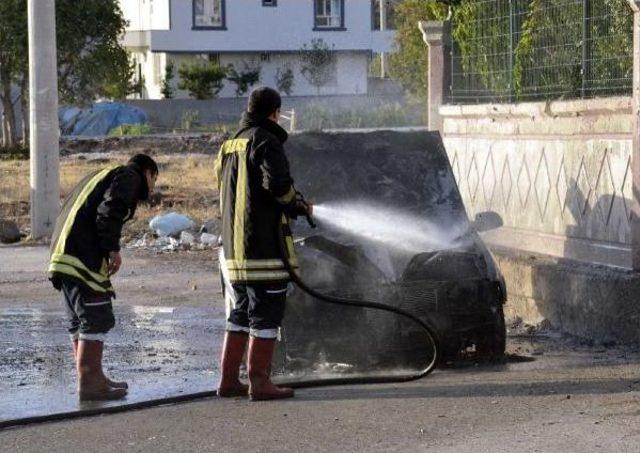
419, 20, 451, 132
379, 0, 388, 78
628, 1, 640, 269
28, 0, 60, 239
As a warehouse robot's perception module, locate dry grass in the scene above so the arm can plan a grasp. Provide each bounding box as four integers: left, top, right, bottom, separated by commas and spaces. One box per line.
0, 155, 219, 239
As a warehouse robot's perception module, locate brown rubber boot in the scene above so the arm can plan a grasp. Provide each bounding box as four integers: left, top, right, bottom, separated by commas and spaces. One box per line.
248, 337, 294, 401
217, 331, 249, 397
73, 339, 128, 389
77, 340, 127, 401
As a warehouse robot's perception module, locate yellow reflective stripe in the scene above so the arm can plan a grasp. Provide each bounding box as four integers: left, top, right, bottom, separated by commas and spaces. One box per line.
50, 253, 109, 283
226, 259, 284, 269
276, 186, 296, 204
281, 214, 298, 262
221, 138, 249, 155
286, 236, 297, 262
227, 269, 291, 281
225, 259, 298, 270
233, 148, 248, 262
52, 167, 115, 257
48, 262, 112, 293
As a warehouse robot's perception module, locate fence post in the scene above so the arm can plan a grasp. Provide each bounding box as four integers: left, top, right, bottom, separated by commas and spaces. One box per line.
419, 20, 452, 132
508, 0, 515, 102
628, 0, 640, 270
581, 0, 592, 98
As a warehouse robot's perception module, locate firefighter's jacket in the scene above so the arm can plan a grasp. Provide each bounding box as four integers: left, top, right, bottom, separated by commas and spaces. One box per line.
48, 163, 149, 297
215, 113, 299, 284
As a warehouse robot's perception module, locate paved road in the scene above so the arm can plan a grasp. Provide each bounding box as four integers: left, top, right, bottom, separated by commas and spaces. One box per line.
2, 245, 639, 452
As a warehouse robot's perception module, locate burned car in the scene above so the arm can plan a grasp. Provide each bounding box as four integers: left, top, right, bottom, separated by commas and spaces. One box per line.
271, 130, 506, 382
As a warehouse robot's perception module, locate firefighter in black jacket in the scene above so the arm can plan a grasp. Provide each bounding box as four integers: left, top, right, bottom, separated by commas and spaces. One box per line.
48, 154, 158, 401
215, 87, 311, 401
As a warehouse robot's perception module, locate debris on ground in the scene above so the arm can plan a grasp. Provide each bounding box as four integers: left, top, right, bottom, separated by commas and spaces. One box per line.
0, 219, 21, 244
200, 219, 221, 236
126, 231, 218, 252
149, 212, 195, 237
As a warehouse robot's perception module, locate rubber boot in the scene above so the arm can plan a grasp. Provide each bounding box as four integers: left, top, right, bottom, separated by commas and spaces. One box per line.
248, 337, 294, 401
77, 340, 127, 401
217, 331, 249, 397
73, 339, 128, 389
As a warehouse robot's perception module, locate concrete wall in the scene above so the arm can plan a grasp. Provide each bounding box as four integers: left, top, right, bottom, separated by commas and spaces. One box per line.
440, 97, 634, 268
123, 93, 412, 129
495, 247, 640, 345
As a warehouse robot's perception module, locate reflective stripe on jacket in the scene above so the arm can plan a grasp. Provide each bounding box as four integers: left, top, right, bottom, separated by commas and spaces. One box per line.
215, 114, 298, 283
48, 164, 148, 296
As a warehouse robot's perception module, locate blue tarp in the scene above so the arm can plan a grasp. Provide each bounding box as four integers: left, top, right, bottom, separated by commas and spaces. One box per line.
59, 102, 147, 136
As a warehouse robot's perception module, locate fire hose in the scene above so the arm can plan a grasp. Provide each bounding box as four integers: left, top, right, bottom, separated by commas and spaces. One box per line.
0, 197, 439, 430
273, 193, 440, 388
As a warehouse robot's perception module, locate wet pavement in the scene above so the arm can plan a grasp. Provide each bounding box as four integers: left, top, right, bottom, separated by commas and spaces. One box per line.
0, 305, 225, 423
3, 298, 639, 426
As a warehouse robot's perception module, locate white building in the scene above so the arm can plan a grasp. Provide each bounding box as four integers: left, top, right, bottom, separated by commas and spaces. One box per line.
119, 0, 395, 99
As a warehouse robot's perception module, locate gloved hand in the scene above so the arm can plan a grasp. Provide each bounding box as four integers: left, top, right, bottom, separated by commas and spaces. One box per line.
284, 191, 315, 228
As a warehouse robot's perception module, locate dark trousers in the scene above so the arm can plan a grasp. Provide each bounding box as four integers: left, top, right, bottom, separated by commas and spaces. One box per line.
227, 282, 288, 339
61, 279, 114, 342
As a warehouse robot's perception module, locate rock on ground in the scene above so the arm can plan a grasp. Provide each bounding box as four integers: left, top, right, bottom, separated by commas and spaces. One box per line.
0, 220, 20, 244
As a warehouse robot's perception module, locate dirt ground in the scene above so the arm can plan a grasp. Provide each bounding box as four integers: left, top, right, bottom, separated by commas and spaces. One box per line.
1, 244, 640, 452
0, 153, 218, 240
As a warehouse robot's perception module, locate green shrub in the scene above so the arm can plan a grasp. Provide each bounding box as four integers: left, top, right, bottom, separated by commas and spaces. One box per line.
226, 61, 261, 96
0, 144, 29, 160
108, 123, 152, 136
295, 102, 422, 131
178, 62, 227, 100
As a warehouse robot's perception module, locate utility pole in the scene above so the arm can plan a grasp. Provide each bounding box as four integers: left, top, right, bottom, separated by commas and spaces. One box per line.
628, 0, 640, 269
379, 0, 388, 78
28, 0, 60, 239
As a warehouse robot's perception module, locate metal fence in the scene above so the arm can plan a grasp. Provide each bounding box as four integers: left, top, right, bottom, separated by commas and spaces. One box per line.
448, 0, 633, 104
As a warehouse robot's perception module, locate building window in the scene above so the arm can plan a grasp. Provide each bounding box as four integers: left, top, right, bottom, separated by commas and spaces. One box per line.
371, 0, 398, 31
314, 0, 345, 30
262, 0, 277, 6
193, 0, 226, 29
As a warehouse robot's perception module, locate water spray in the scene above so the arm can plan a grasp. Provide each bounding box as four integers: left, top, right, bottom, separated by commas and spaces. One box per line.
311, 202, 468, 253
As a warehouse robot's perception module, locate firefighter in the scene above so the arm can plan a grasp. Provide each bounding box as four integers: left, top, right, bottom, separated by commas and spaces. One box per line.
215, 87, 311, 401
48, 154, 158, 401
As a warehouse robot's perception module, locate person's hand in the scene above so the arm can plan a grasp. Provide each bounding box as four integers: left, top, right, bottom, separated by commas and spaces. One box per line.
108, 251, 122, 276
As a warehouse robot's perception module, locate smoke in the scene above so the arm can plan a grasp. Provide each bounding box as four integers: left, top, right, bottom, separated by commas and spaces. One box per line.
313, 201, 470, 254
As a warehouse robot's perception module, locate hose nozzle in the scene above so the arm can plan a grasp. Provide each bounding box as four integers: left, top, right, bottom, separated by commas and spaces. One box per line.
295, 191, 316, 228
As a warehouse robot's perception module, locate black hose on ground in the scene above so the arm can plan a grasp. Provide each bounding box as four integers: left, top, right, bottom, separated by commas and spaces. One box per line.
0, 217, 440, 430
275, 219, 440, 387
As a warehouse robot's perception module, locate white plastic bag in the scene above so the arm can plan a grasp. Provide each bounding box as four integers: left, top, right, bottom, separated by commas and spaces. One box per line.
149, 212, 195, 237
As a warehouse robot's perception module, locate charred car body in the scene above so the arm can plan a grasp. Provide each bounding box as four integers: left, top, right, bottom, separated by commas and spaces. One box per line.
269, 130, 507, 380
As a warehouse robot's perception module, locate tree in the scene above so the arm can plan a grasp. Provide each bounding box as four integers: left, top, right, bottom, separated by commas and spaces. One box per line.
0, 0, 134, 147
160, 61, 176, 99
299, 38, 337, 95
0, 0, 27, 147
178, 62, 227, 100
387, 0, 447, 98
276, 65, 295, 96
226, 61, 261, 96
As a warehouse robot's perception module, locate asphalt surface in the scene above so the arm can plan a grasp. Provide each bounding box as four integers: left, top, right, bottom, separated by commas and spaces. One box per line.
1, 245, 639, 452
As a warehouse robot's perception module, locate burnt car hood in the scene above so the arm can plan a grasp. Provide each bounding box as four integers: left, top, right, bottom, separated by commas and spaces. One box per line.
286, 129, 501, 283
272, 129, 505, 381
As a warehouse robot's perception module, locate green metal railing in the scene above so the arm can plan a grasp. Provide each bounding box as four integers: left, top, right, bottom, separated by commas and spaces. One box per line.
448, 0, 633, 103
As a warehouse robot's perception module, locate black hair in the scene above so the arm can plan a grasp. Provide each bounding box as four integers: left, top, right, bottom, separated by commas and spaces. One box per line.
128, 154, 159, 175
247, 86, 282, 119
